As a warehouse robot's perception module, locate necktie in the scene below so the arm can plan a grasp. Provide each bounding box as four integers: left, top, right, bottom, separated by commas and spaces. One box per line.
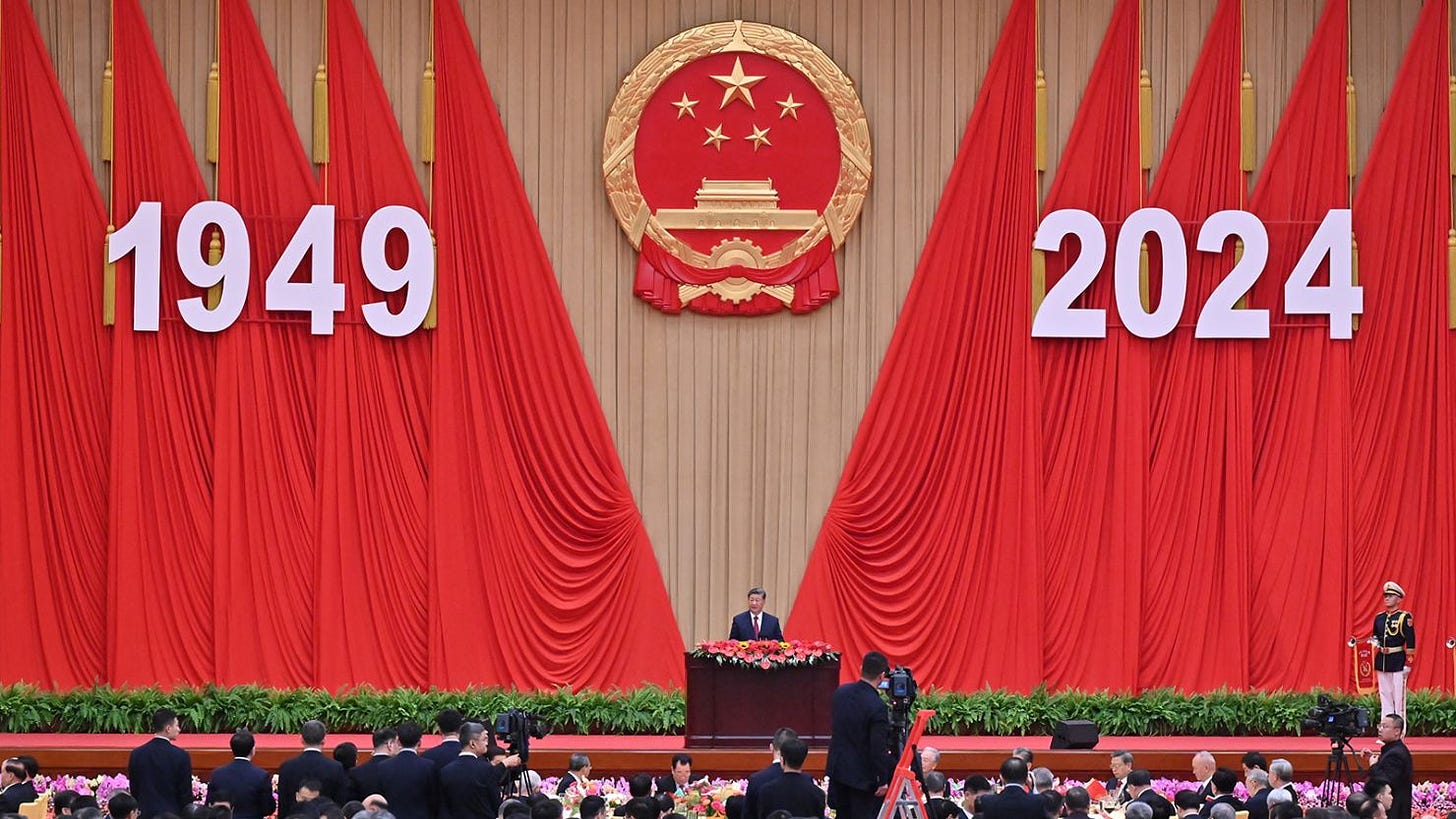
753, 615, 760, 638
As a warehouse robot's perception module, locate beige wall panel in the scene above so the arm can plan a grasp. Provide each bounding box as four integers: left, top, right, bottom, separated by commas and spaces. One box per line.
27, 0, 1430, 649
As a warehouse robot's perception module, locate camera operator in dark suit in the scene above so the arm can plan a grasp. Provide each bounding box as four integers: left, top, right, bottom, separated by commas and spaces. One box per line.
826, 652, 894, 819
1365, 714, 1413, 819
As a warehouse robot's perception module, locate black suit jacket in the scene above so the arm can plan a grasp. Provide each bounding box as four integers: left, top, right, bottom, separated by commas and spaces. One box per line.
207, 758, 276, 819
278, 749, 350, 819
655, 774, 684, 796
555, 771, 586, 796
0, 781, 39, 814
128, 736, 194, 819
1369, 739, 1414, 819
743, 762, 784, 819
378, 749, 437, 819
351, 755, 393, 800
825, 680, 892, 793
1135, 790, 1174, 819
1198, 794, 1243, 818
422, 739, 463, 770
729, 611, 784, 641
757, 771, 826, 819
981, 785, 1046, 819
440, 754, 506, 819
1243, 788, 1270, 819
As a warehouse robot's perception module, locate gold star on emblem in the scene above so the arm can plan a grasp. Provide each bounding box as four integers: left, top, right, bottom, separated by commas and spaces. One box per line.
746, 124, 772, 151
672, 93, 699, 119
709, 57, 766, 110
703, 124, 730, 151
777, 93, 804, 119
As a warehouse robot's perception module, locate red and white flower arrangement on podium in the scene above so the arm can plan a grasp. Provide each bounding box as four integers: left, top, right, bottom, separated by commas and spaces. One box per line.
690, 639, 840, 670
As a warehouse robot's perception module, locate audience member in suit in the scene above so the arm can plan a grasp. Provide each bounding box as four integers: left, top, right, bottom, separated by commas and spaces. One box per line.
378, 721, 437, 819
439, 722, 522, 819
1127, 801, 1156, 819
278, 721, 350, 819
1209, 804, 1238, 819
654, 754, 695, 797
206, 730, 275, 819
1174, 791, 1204, 819
963, 776, 995, 819
1106, 752, 1135, 805
728, 588, 785, 641
1244, 769, 1273, 819
1128, 770, 1174, 819
744, 728, 796, 819
107, 792, 141, 819
825, 652, 894, 819
1199, 770, 1244, 818
923, 772, 967, 819
980, 758, 1046, 819
293, 780, 340, 819
1268, 760, 1298, 803
127, 708, 194, 819
556, 754, 592, 796
756, 740, 825, 819
1242, 753, 1268, 777
579, 796, 607, 819
1063, 787, 1094, 819
350, 729, 399, 804
1191, 753, 1217, 804
0, 758, 38, 814
423, 710, 466, 771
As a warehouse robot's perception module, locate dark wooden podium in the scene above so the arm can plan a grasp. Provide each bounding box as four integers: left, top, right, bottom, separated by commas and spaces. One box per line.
684, 654, 839, 747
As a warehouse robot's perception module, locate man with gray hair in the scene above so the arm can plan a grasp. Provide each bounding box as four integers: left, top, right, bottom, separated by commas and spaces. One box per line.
557, 754, 591, 795
1191, 752, 1217, 801
730, 587, 784, 640
1268, 759, 1296, 801
1209, 803, 1236, 819
1030, 768, 1055, 796
1127, 802, 1155, 819
1108, 751, 1135, 805
1244, 769, 1272, 819
1265, 789, 1293, 810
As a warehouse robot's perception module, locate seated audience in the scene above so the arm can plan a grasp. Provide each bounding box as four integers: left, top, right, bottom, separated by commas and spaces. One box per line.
530, 801, 563, 819
0, 758, 37, 814
577, 797, 606, 819
655, 756, 694, 797
1200, 769, 1243, 817
1245, 769, 1273, 819
1269, 760, 1297, 801
1174, 790, 1204, 819
108, 793, 141, 819
54, 791, 82, 816
1030, 768, 1055, 796
294, 780, 340, 819
1127, 802, 1155, 819
1064, 788, 1093, 819
1129, 769, 1173, 819
558, 755, 591, 796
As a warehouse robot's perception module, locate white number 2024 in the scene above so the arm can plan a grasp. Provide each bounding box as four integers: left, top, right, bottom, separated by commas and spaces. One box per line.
1031, 207, 1359, 340
108, 201, 434, 337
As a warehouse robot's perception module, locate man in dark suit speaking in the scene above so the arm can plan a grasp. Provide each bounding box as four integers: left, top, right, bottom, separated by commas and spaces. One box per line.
825, 651, 894, 819
729, 587, 785, 641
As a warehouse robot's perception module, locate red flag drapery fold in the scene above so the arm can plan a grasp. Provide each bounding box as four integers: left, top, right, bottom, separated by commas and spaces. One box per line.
0, 0, 110, 688
1246, 0, 1352, 690
105, 0, 217, 687
1350, 0, 1454, 692
1140, 0, 1252, 690
428, 0, 683, 689
211, 0, 323, 688
789, 0, 1042, 690
314, 0, 432, 690
1036, 0, 1146, 692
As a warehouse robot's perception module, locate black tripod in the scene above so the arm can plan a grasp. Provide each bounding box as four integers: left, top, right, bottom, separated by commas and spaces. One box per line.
1321, 734, 1364, 806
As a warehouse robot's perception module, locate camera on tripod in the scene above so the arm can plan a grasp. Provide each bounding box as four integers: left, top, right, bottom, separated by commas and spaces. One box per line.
880, 666, 918, 755
494, 707, 552, 763
1301, 694, 1370, 740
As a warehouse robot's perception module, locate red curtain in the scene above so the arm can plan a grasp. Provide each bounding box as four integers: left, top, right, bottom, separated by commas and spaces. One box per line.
1349, 0, 1453, 692
789, 0, 1043, 690
0, 0, 111, 688
1138, 0, 1252, 690
1246, 0, 1351, 690
1035, 0, 1146, 692
105, 0, 217, 688
312, 0, 432, 690
428, 0, 684, 689
211, 0, 324, 688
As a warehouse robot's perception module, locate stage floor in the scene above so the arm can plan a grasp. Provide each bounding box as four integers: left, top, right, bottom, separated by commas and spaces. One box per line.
3, 734, 1453, 781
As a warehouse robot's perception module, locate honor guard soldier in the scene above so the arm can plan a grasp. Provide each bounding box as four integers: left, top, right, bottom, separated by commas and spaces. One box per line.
1371, 581, 1415, 724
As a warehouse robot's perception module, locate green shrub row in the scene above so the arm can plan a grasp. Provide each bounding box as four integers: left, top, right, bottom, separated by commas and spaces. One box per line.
2, 684, 1453, 735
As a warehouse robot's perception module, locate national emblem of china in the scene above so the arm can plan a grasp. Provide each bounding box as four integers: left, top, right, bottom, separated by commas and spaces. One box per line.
603, 20, 872, 315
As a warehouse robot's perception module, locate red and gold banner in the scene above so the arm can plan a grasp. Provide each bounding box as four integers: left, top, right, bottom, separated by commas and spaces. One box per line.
603, 21, 871, 315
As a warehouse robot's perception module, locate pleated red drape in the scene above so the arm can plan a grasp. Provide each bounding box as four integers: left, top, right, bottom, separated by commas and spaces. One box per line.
1138, 0, 1252, 690
428, 0, 684, 689
0, 0, 110, 689
1246, 0, 1351, 690
1349, 0, 1454, 692
211, 0, 323, 688
789, 0, 1043, 689
313, 0, 432, 690
105, 0, 217, 688
1036, 0, 1146, 692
